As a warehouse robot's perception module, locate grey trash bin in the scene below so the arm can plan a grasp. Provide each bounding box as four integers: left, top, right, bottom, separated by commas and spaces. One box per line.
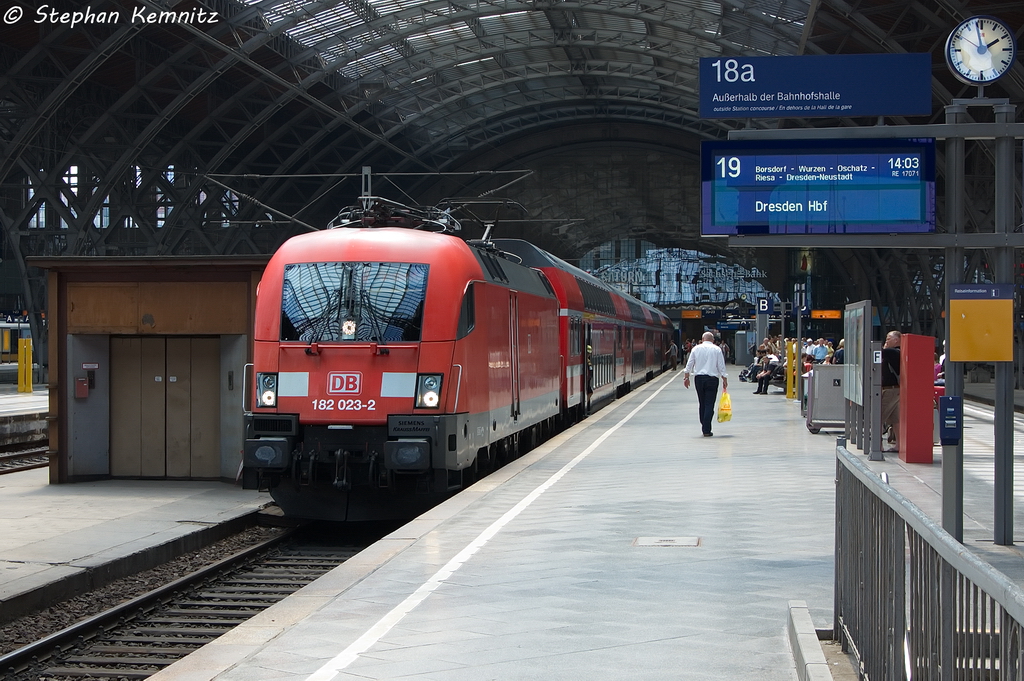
806, 365, 845, 434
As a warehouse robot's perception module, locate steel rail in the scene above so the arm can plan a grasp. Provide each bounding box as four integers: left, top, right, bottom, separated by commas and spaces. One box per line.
0, 527, 299, 676
0, 447, 48, 462
0, 447, 49, 475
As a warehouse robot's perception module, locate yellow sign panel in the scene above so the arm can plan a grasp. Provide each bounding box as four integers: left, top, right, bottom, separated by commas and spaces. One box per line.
948, 298, 1013, 362
681, 310, 702, 319
811, 309, 842, 319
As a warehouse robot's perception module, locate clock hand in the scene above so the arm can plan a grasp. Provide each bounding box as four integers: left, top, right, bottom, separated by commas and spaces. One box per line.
987, 37, 1002, 48
975, 20, 988, 54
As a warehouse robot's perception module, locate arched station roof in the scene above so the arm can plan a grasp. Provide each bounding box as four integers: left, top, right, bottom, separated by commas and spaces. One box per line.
3, 0, 1024, 337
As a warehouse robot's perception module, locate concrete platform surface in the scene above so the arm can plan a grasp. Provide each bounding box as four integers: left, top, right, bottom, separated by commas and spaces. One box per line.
856, 397, 1024, 586
153, 368, 840, 681
0, 385, 47, 417
0, 469, 272, 621
962, 379, 1024, 414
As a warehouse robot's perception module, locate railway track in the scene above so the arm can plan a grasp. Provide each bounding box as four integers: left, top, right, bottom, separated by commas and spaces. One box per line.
1, 527, 370, 680
0, 446, 49, 474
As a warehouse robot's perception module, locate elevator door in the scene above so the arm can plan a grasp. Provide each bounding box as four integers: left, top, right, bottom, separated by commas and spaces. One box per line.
110, 336, 220, 478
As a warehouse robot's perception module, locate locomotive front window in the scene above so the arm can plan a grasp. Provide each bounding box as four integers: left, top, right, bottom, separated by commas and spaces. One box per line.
280, 262, 428, 343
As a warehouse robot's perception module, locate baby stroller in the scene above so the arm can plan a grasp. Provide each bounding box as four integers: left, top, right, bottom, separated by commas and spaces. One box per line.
738, 359, 759, 382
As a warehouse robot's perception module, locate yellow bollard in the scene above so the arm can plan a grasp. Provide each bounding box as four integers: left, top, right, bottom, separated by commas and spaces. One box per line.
18, 337, 31, 393
786, 340, 796, 400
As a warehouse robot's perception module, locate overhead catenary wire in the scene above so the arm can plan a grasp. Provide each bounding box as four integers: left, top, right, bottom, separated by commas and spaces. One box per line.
203, 175, 320, 232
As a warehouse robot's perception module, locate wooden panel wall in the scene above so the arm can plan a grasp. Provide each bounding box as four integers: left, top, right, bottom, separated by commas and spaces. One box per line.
190, 338, 221, 479
140, 338, 167, 477
67, 282, 248, 335
110, 337, 142, 477
139, 282, 248, 334
165, 338, 191, 478
68, 283, 139, 333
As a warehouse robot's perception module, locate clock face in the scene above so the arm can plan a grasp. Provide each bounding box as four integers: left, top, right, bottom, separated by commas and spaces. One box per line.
946, 16, 1017, 84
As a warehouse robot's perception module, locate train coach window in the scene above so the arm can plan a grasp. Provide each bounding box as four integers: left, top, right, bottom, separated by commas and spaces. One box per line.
457, 283, 476, 339
570, 317, 582, 356
280, 262, 428, 343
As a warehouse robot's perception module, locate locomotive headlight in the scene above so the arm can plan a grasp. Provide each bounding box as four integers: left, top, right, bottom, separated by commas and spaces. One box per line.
415, 373, 443, 409
257, 372, 278, 407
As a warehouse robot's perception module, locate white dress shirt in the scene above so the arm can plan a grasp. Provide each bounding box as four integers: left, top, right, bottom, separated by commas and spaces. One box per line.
684, 340, 727, 378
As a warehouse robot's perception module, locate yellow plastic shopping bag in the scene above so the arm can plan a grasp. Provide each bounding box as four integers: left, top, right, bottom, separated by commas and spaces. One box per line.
717, 390, 732, 423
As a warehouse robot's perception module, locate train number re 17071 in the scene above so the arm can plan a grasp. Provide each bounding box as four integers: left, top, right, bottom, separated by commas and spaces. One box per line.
311, 399, 377, 411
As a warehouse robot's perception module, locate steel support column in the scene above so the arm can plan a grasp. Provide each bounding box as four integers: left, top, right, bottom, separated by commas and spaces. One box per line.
993, 101, 1016, 546
942, 102, 965, 543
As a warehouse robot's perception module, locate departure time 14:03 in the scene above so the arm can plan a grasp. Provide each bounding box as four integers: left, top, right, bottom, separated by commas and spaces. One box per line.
888, 156, 920, 170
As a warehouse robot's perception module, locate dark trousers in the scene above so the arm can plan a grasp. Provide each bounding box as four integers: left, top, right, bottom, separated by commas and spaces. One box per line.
694, 374, 720, 435
756, 374, 770, 393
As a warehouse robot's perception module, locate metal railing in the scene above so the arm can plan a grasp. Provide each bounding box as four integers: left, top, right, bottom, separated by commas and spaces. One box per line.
836, 445, 1024, 680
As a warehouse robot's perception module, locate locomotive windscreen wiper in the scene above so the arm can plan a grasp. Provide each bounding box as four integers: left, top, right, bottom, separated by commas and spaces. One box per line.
306, 295, 339, 343
359, 288, 388, 345
338, 267, 357, 341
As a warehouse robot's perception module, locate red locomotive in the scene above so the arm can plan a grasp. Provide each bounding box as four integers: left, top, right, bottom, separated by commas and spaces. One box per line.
242, 200, 672, 521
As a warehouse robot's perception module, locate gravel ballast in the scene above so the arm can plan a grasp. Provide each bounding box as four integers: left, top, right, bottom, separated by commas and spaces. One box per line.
0, 525, 286, 656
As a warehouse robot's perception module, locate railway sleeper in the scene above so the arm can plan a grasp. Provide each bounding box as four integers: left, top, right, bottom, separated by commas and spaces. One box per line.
163, 607, 262, 616
193, 585, 294, 593
173, 600, 268, 608
63, 655, 176, 665
220, 576, 315, 584
143, 617, 252, 626
129, 626, 232, 636
89, 645, 200, 655
106, 635, 216, 644
254, 559, 349, 566
194, 589, 289, 597
44, 667, 158, 679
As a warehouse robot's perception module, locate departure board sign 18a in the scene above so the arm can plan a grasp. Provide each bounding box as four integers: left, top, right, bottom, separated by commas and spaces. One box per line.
701, 138, 936, 236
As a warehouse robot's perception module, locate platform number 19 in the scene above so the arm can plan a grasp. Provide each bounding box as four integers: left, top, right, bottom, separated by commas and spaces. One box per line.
717, 157, 741, 178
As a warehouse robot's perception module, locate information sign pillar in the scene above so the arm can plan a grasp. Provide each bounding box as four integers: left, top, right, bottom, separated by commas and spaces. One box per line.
795, 284, 805, 412
940, 396, 964, 542
755, 298, 770, 351
868, 341, 883, 461
843, 300, 871, 454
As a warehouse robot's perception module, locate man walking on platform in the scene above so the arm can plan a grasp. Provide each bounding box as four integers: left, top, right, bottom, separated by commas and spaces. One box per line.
683, 331, 729, 437
665, 340, 679, 370
880, 330, 902, 452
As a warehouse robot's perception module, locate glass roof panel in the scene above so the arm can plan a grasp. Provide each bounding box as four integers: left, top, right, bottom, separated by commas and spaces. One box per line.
407, 23, 476, 51
478, 11, 548, 33
369, 0, 456, 15
341, 44, 408, 79
239, 0, 813, 143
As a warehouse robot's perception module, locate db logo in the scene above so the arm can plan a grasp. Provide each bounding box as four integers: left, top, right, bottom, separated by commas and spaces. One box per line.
327, 372, 362, 394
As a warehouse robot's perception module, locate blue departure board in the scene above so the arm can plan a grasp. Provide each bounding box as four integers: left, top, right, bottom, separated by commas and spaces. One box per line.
701, 138, 936, 235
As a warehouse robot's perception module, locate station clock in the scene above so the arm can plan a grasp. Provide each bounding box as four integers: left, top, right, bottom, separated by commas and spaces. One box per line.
945, 15, 1017, 85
